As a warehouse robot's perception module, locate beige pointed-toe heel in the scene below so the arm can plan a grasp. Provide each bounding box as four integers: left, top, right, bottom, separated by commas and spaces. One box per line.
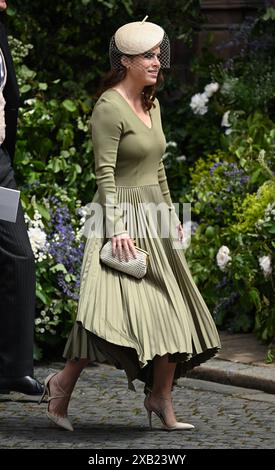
39, 372, 74, 432
144, 394, 194, 432
46, 409, 74, 432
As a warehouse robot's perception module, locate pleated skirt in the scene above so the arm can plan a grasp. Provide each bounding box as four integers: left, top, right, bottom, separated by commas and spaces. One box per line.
64, 184, 221, 391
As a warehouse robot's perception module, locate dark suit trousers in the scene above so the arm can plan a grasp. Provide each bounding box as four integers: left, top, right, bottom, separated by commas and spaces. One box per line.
0, 148, 35, 377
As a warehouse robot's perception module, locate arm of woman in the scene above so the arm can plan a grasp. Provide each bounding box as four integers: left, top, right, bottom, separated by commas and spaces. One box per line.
154, 97, 183, 242
158, 159, 184, 242
90, 98, 136, 259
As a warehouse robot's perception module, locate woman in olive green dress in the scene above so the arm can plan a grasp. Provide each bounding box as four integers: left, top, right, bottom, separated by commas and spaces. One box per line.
40, 18, 221, 432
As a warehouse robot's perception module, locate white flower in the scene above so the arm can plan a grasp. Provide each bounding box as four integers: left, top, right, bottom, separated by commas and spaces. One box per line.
256, 202, 275, 230
255, 218, 264, 229
41, 113, 51, 121
259, 255, 272, 278
176, 155, 186, 162
221, 111, 230, 127
221, 111, 233, 135
28, 226, 47, 259
190, 92, 209, 115
204, 82, 219, 97
26, 209, 44, 230
34, 210, 42, 221
216, 245, 232, 271
24, 98, 36, 106
75, 227, 84, 242
24, 213, 31, 224
166, 141, 177, 148
162, 152, 170, 160
78, 204, 91, 220
265, 202, 275, 218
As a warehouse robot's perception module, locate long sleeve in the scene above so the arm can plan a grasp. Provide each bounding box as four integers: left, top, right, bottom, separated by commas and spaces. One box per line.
158, 158, 181, 228
89, 98, 127, 238
155, 97, 181, 229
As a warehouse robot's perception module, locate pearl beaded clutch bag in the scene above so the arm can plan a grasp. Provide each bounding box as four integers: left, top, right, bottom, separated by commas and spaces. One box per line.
100, 240, 149, 279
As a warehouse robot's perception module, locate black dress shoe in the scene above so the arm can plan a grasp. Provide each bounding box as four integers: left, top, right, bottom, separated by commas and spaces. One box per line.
0, 375, 44, 395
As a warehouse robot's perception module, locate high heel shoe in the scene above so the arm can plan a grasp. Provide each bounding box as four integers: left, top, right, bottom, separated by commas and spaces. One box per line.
39, 372, 74, 432
144, 394, 194, 431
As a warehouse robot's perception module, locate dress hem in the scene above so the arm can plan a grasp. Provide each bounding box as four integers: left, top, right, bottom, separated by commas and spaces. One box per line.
63, 322, 220, 392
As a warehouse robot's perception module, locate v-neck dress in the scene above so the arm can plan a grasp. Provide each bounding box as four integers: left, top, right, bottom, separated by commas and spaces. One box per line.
63, 89, 221, 391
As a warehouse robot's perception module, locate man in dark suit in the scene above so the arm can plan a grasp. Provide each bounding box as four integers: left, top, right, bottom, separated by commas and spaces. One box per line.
0, 1, 43, 395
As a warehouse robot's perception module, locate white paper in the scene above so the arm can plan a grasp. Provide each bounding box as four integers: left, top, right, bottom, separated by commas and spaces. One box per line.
0, 186, 20, 222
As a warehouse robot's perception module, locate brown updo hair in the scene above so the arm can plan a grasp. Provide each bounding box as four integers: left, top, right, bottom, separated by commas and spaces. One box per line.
97, 66, 164, 111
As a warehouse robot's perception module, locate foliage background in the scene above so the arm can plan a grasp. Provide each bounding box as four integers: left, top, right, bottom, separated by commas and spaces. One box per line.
3, 1, 274, 359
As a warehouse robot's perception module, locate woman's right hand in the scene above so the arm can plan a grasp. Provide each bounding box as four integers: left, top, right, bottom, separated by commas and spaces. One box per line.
112, 234, 137, 261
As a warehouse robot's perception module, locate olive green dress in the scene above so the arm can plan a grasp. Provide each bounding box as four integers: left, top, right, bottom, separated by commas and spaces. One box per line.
64, 89, 221, 391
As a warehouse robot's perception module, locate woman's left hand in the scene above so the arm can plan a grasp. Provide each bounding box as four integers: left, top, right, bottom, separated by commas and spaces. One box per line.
177, 223, 184, 244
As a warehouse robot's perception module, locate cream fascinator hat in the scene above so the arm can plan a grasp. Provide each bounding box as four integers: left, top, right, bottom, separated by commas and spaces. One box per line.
109, 16, 170, 69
